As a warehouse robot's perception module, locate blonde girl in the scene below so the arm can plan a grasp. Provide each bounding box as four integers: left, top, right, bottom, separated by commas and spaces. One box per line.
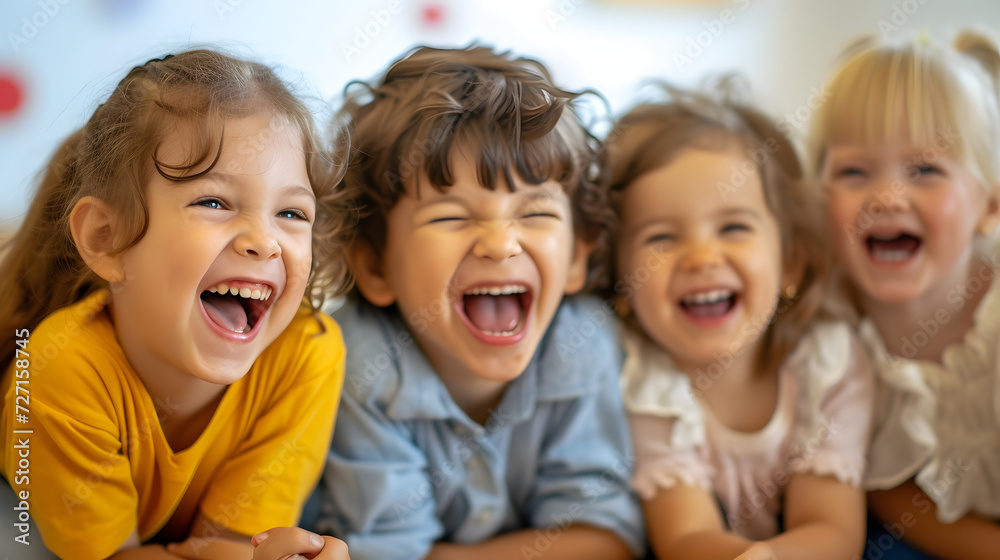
0, 50, 350, 560
606, 87, 875, 560
813, 31, 1000, 560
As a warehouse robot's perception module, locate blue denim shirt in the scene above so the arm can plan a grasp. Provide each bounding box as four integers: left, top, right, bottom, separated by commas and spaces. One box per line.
304, 296, 645, 560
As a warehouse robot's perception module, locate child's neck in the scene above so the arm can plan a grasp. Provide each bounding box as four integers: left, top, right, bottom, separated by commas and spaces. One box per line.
864, 257, 994, 362
679, 345, 778, 433
434, 364, 510, 426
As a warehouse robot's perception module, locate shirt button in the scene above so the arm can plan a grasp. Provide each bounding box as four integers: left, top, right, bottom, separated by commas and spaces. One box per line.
476, 509, 494, 524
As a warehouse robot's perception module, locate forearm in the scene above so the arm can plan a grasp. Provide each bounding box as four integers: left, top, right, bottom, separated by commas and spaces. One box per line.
870, 484, 1000, 560
109, 544, 187, 559
649, 529, 751, 560
424, 525, 631, 560
766, 522, 862, 560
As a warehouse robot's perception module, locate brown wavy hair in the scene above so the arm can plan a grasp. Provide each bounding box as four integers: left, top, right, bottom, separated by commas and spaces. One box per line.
334, 44, 613, 293
604, 84, 831, 373
0, 49, 350, 370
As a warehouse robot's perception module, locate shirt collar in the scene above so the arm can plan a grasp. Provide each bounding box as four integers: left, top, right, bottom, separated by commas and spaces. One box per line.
339, 296, 613, 424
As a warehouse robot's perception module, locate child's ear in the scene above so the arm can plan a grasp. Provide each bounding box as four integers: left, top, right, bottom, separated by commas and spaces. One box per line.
70, 196, 126, 284
346, 240, 396, 307
564, 237, 594, 295
976, 189, 1000, 237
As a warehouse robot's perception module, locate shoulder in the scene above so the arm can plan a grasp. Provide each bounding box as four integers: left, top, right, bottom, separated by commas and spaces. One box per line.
330, 298, 407, 405
785, 320, 865, 393
618, 324, 703, 437
21, 291, 128, 427
535, 295, 622, 398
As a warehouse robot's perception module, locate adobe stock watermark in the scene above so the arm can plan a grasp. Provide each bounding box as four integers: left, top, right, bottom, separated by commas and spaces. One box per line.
715, 137, 780, 201
8, 0, 74, 54
877, 0, 929, 39
214, 0, 246, 21
727, 415, 845, 532
840, 126, 960, 245
672, 0, 752, 71
341, 1, 403, 64
858, 459, 971, 560
520, 450, 634, 559
545, 0, 587, 30
775, 84, 829, 137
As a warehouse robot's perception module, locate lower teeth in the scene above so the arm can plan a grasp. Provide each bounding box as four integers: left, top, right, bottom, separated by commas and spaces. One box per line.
873, 249, 912, 262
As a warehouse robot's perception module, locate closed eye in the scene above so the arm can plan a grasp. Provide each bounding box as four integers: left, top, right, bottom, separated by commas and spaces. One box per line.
910, 164, 943, 177
522, 212, 560, 220
428, 216, 467, 224
721, 223, 751, 234
833, 166, 866, 178
644, 233, 675, 244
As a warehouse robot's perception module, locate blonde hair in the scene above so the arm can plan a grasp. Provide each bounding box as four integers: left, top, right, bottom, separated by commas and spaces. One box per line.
0, 49, 350, 370
810, 30, 1000, 190
604, 85, 830, 373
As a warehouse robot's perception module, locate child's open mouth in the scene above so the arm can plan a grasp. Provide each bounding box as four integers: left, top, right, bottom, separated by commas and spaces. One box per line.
866, 233, 921, 263
458, 284, 531, 345
678, 289, 738, 322
200, 281, 275, 338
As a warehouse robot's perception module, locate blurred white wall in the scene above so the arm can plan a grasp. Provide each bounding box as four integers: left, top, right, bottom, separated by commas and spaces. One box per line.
1, 0, 997, 233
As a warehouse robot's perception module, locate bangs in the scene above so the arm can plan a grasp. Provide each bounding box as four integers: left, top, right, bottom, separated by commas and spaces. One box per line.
813, 42, 1000, 184
822, 46, 963, 152
419, 114, 580, 194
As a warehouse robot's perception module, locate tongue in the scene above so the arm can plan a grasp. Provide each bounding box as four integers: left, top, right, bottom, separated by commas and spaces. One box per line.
464, 294, 520, 333
870, 236, 919, 253
202, 293, 249, 333
684, 300, 731, 319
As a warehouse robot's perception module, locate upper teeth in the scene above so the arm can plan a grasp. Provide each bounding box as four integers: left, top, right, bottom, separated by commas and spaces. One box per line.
465, 285, 528, 296
683, 289, 732, 305
206, 283, 273, 301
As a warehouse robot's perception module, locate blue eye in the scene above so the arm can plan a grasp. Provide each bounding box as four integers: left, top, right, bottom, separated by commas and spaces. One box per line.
193, 198, 226, 210
278, 209, 309, 221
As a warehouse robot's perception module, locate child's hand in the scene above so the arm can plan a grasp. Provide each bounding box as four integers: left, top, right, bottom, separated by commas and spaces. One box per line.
251, 527, 350, 560
732, 542, 776, 560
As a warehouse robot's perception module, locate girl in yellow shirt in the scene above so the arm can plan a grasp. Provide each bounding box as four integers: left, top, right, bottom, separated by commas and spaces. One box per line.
0, 50, 349, 560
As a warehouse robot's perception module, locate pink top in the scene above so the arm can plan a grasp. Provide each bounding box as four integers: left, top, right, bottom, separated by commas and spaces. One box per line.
620, 321, 874, 540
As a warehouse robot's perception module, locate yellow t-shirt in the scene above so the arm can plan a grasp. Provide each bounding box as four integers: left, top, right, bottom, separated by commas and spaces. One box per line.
1, 290, 345, 560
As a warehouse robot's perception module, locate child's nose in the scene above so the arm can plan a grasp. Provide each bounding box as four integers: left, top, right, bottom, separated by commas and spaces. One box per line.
472, 220, 523, 261
869, 177, 911, 213
234, 221, 281, 261
679, 240, 723, 271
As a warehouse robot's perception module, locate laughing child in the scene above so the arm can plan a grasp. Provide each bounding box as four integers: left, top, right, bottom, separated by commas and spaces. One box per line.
302, 46, 645, 560
0, 50, 350, 560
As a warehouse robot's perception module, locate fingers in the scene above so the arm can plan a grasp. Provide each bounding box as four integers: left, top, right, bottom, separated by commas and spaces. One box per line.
313, 536, 350, 560
251, 527, 348, 560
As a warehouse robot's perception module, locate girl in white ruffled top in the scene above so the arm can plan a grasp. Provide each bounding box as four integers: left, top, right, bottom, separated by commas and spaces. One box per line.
603, 86, 876, 560
811, 31, 1000, 559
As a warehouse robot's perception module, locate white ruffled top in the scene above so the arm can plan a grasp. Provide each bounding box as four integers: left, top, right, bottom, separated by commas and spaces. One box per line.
621, 321, 874, 540
862, 268, 1000, 523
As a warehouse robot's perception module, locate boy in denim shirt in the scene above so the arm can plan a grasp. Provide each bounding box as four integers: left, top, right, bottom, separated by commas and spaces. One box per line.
306, 45, 644, 560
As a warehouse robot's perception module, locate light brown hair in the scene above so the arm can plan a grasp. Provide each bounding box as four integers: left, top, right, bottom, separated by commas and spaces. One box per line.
335, 45, 613, 293
605, 86, 831, 372
0, 49, 350, 370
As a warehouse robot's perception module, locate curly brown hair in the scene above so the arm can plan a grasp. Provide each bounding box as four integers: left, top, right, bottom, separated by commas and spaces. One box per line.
0, 49, 350, 370
604, 85, 831, 373
334, 44, 613, 292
